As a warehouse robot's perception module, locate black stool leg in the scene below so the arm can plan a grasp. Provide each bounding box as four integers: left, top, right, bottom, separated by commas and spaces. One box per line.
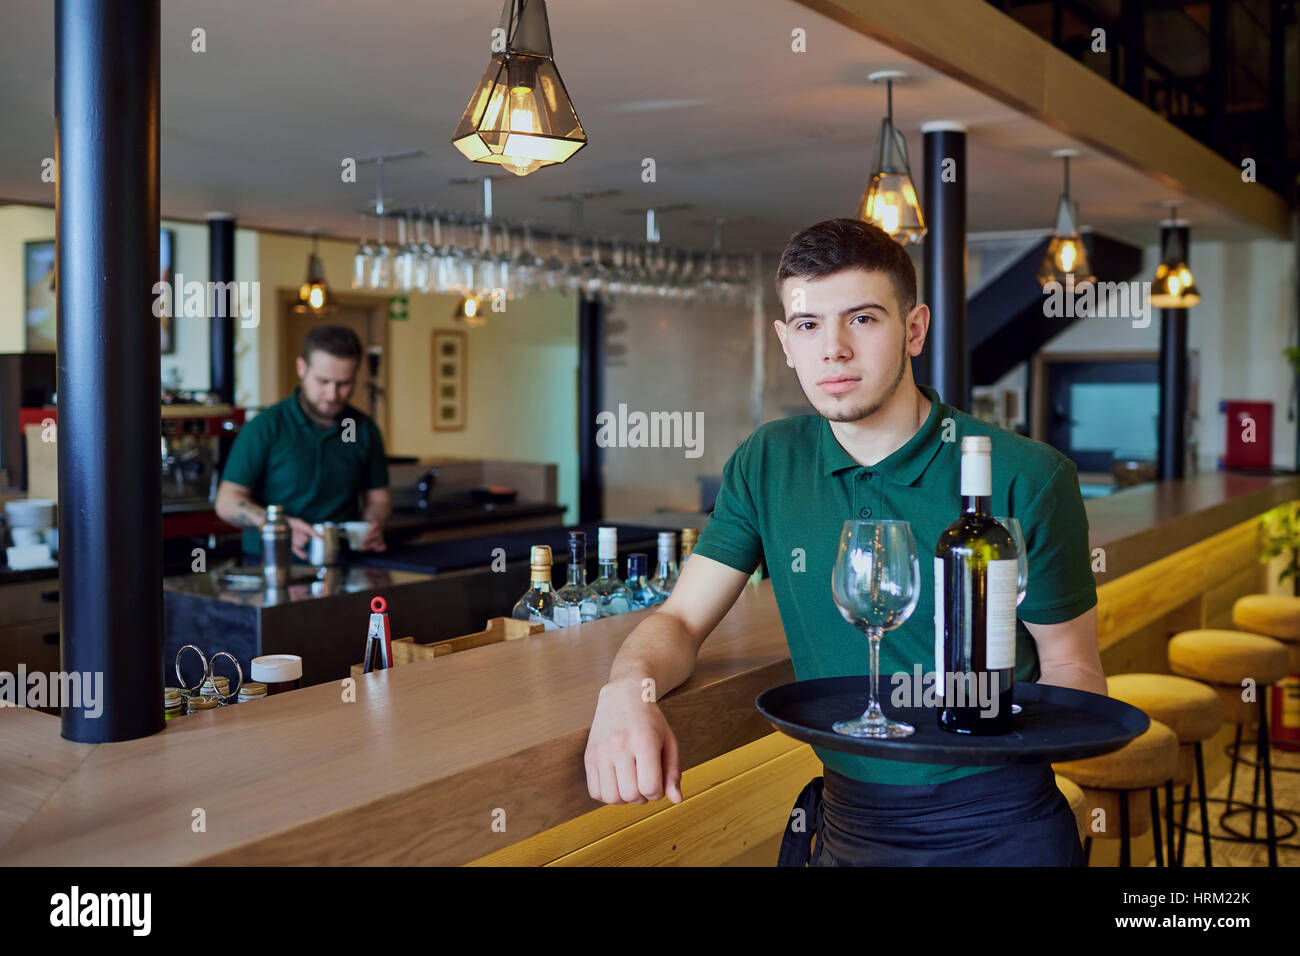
1259, 694, 1279, 867
1120, 793, 1131, 867
1164, 780, 1177, 866
1249, 731, 1262, 839
1194, 742, 1212, 866
1176, 784, 1190, 864
1227, 724, 1242, 809
1150, 788, 1164, 867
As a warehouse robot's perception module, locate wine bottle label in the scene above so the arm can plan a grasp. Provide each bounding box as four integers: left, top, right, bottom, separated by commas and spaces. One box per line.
985, 559, 1018, 669
933, 556, 944, 680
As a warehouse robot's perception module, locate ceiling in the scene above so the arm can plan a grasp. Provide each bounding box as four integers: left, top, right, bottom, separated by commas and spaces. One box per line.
0, 0, 1271, 252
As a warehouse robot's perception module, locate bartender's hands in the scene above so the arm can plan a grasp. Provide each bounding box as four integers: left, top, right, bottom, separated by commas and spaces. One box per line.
287, 517, 320, 560
585, 677, 683, 806
361, 523, 387, 552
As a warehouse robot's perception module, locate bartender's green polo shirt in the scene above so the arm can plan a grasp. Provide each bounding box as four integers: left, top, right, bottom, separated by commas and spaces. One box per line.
692, 384, 1097, 786
222, 389, 389, 555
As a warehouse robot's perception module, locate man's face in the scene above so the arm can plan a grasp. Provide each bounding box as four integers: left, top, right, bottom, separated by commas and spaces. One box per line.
773, 268, 927, 423
296, 350, 358, 420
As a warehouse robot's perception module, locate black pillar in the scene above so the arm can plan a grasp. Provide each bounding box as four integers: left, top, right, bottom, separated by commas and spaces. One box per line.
56, 0, 163, 742
208, 214, 236, 404
1157, 224, 1190, 481
921, 122, 968, 410
577, 292, 604, 523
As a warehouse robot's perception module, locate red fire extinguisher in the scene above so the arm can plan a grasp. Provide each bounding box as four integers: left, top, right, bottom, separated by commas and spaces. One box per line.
1273, 672, 1300, 751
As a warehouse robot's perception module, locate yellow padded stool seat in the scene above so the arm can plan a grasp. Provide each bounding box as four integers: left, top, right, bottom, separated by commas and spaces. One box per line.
1054, 719, 1178, 791
1233, 595, 1300, 671
1232, 594, 1300, 641
1106, 674, 1222, 743
1168, 630, 1289, 687
1055, 773, 1088, 836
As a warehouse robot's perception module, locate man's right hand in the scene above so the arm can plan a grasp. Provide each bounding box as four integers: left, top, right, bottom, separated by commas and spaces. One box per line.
287, 516, 320, 560
584, 677, 683, 806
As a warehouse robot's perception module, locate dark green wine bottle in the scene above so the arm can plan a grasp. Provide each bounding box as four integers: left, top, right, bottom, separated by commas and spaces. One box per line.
935, 435, 1018, 734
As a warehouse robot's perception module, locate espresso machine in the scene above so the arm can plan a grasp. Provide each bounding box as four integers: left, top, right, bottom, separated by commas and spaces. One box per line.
160, 405, 245, 506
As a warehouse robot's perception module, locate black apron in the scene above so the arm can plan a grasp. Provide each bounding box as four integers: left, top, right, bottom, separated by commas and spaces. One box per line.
778, 762, 1083, 866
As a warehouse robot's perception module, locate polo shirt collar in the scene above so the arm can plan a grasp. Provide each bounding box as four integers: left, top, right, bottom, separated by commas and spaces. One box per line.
289, 387, 342, 435
819, 384, 946, 486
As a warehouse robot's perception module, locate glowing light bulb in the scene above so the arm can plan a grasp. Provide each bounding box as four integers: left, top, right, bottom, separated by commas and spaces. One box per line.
309, 285, 325, 310
1056, 241, 1077, 273
464, 296, 478, 318
1169, 275, 1182, 296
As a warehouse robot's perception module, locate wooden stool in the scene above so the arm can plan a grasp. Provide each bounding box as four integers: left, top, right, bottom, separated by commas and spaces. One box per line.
1232, 595, 1300, 671
1054, 773, 1088, 847
1106, 673, 1222, 866
1169, 628, 1291, 866
1054, 719, 1179, 867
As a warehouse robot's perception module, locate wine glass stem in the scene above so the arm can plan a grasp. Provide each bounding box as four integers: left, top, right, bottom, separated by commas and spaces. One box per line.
865, 627, 885, 722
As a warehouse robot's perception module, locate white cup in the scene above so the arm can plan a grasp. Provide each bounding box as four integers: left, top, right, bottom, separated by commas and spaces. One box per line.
10, 527, 41, 547
341, 521, 371, 550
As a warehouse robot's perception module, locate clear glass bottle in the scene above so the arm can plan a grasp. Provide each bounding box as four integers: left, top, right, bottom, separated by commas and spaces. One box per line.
511, 545, 559, 631
625, 553, 660, 609
590, 526, 631, 617
553, 531, 599, 627
649, 531, 678, 600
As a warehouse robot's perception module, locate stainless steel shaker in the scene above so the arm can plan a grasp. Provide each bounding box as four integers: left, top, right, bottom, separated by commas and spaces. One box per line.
262, 504, 290, 588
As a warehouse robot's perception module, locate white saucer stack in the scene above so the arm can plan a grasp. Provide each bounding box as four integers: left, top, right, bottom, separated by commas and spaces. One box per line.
5, 498, 57, 569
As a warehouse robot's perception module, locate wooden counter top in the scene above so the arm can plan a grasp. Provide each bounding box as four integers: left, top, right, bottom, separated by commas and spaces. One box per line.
3, 471, 1297, 866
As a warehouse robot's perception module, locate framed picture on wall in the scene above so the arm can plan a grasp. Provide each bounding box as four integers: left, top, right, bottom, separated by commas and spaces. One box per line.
23, 230, 178, 353
432, 329, 466, 432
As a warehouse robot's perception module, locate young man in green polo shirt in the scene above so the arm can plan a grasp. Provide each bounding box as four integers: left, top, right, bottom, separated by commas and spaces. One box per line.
216, 325, 391, 559
584, 218, 1106, 866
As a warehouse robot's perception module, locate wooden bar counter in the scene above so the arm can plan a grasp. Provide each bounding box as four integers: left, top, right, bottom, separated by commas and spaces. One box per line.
2, 471, 1297, 866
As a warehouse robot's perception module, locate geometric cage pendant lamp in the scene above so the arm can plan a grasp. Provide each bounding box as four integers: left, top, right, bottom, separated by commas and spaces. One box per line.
1037, 148, 1095, 287
856, 71, 926, 244
1149, 202, 1200, 309
451, 0, 587, 177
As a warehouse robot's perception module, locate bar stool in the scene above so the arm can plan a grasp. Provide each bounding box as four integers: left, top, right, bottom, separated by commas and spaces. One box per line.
1054, 773, 1088, 847
1054, 719, 1179, 867
1105, 674, 1222, 866
1169, 628, 1292, 866
1233, 595, 1300, 754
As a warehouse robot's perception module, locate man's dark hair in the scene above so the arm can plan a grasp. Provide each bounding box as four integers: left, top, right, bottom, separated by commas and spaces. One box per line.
775, 218, 917, 318
302, 324, 363, 363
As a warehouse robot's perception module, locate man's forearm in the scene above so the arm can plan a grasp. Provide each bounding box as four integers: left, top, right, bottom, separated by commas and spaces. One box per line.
363, 494, 391, 529
217, 493, 266, 531
607, 610, 699, 700
1037, 661, 1107, 697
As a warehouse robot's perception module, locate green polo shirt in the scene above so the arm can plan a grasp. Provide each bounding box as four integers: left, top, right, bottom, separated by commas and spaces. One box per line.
693, 384, 1097, 786
222, 389, 389, 555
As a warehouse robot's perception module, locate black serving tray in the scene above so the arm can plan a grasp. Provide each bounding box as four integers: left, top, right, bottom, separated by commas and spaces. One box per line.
755, 676, 1149, 766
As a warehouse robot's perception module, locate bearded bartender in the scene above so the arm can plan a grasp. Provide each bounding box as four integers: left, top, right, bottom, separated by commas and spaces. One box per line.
583, 219, 1106, 866
215, 324, 391, 559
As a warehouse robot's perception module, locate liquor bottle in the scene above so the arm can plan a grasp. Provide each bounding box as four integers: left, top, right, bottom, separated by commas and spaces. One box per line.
590, 526, 631, 617
935, 436, 1017, 734
553, 531, 599, 627
625, 553, 661, 609
511, 545, 559, 631
649, 531, 678, 600
680, 527, 698, 566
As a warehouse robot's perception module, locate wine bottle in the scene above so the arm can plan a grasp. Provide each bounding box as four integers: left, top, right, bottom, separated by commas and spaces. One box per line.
590, 527, 631, 617
649, 531, 678, 600
554, 531, 599, 626
935, 435, 1017, 734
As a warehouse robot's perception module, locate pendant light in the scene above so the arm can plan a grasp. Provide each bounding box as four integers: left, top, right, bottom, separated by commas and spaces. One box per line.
454, 293, 486, 327
1150, 203, 1200, 309
296, 232, 331, 313
451, 0, 587, 177
856, 71, 926, 244
1037, 149, 1094, 287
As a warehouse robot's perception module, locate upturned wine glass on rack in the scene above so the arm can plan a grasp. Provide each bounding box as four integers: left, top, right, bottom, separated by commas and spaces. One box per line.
542, 230, 567, 293
453, 216, 478, 295
370, 214, 392, 290
393, 214, 416, 292
352, 215, 373, 290
582, 235, 606, 296
514, 222, 545, 294
494, 224, 513, 299
830, 519, 922, 737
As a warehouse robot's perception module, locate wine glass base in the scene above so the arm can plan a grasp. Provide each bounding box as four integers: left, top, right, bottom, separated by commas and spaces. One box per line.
833, 716, 915, 738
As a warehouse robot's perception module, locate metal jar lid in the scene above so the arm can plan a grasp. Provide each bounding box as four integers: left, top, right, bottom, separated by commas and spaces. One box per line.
187, 695, 221, 712
238, 681, 268, 696
251, 655, 302, 683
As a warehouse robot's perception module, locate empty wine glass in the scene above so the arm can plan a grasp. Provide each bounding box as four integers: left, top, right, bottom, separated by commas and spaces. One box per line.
370, 214, 392, 289
474, 221, 497, 298
454, 217, 478, 295
565, 235, 586, 293
513, 221, 544, 294
352, 215, 373, 290
830, 519, 922, 737
495, 224, 513, 299
582, 236, 606, 296
393, 214, 416, 292
542, 230, 567, 293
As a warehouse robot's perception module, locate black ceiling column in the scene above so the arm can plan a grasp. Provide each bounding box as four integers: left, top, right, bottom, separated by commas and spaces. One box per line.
56, 0, 163, 742
1157, 223, 1190, 481
208, 213, 236, 404
921, 121, 969, 411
